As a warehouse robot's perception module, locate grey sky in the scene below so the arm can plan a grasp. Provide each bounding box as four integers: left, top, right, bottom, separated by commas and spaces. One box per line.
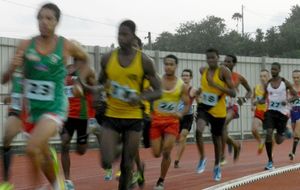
0, 0, 299, 46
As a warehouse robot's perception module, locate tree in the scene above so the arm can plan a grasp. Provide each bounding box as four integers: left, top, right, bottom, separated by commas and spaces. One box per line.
232, 12, 243, 33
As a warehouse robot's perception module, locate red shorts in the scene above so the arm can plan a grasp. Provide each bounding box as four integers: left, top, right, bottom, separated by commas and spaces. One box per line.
150, 116, 179, 140
254, 109, 265, 121
20, 109, 35, 134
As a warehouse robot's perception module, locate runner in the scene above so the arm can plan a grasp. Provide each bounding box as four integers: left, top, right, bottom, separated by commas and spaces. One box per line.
98, 20, 161, 190
221, 54, 252, 164
1, 3, 88, 189
195, 48, 236, 181
151, 54, 189, 190
174, 69, 197, 168
61, 55, 100, 189
259, 62, 297, 170
289, 70, 300, 160
251, 69, 270, 154
0, 67, 26, 190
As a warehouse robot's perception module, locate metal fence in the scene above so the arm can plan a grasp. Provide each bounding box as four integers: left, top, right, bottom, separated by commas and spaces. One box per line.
0, 36, 299, 146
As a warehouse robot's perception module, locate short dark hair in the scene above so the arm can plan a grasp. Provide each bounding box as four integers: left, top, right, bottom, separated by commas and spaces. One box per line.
182, 69, 193, 78
226, 54, 237, 63
135, 36, 142, 49
120, 20, 136, 34
206, 48, 219, 57
164, 54, 178, 64
38, 3, 61, 21
272, 62, 281, 69
260, 69, 269, 73
293, 69, 300, 73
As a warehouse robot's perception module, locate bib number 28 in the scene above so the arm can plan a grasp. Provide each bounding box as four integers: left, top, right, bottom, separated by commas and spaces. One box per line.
25, 79, 55, 101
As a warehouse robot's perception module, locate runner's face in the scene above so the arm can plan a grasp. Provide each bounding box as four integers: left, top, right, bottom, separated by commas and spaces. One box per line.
118, 26, 134, 49
181, 71, 191, 84
271, 65, 280, 77
164, 58, 177, 76
206, 52, 219, 68
260, 71, 269, 84
292, 72, 300, 84
224, 56, 235, 71
38, 8, 58, 37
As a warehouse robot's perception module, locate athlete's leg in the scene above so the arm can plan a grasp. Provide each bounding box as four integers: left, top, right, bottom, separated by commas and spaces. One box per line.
2, 115, 23, 181
175, 129, 189, 166
26, 116, 61, 187
157, 134, 176, 182
75, 119, 89, 155
221, 110, 234, 160
118, 130, 141, 190
60, 120, 74, 180
252, 117, 263, 143
195, 118, 206, 160
291, 121, 300, 155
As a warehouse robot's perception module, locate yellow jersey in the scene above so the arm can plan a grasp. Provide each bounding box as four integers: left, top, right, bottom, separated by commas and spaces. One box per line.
153, 78, 183, 117
105, 49, 144, 119
254, 84, 267, 111
200, 67, 226, 118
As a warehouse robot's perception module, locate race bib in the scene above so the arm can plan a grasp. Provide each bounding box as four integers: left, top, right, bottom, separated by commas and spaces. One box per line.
11, 93, 22, 110
25, 79, 55, 101
64, 86, 74, 98
269, 101, 282, 109
201, 92, 218, 106
158, 102, 177, 113
256, 96, 263, 101
110, 81, 137, 102
292, 99, 300, 107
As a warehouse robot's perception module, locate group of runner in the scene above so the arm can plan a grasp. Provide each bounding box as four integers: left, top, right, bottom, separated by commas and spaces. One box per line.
1, 3, 300, 190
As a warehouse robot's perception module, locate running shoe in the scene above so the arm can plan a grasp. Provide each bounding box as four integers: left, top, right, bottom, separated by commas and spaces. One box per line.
49, 147, 65, 190
115, 170, 121, 180
196, 159, 207, 174
213, 165, 222, 181
289, 153, 295, 161
129, 172, 138, 189
0, 182, 14, 190
153, 181, 164, 190
264, 161, 275, 170
257, 143, 264, 155
220, 157, 227, 166
174, 160, 179, 168
137, 162, 145, 187
104, 168, 113, 181
64, 180, 75, 190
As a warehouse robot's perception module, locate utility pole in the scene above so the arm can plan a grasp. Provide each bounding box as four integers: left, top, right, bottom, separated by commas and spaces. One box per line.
242, 5, 245, 37
147, 32, 152, 50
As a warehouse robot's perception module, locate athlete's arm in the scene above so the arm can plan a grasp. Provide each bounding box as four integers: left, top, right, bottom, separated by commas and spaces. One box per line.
239, 75, 252, 99
251, 87, 256, 111
285, 79, 298, 103
1, 40, 30, 84
65, 39, 88, 63
79, 66, 103, 93
208, 66, 236, 97
141, 53, 162, 102
177, 84, 190, 118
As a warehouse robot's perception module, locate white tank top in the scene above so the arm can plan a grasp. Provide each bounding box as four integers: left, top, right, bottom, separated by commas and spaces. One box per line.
267, 80, 289, 115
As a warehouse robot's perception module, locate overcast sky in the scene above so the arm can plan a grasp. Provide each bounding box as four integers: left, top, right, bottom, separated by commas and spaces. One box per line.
0, 0, 299, 47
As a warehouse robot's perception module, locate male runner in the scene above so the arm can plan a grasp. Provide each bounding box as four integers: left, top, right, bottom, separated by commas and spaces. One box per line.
258, 62, 297, 170
1, 3, 88, 189
251, 69, 270, 154
61, 56, 100, 189
151, 54, 189, 190
98, 20, 161, 190
195, 48, 236, 181
289, 70, 300, 160
174, 69, 197, 168
221, 55, 252, 164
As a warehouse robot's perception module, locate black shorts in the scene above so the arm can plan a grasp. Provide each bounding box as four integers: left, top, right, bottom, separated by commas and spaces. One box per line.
196, 106, 226, 136
61, 117, 88, 145
179, 114, 194, 133
103, 117, 143, 133
95, 111, 106, 126
142, 116, 151, 148
263, 110, 289, 136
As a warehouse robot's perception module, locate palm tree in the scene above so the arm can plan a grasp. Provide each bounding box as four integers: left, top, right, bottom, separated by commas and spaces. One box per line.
232, 12, 243, 32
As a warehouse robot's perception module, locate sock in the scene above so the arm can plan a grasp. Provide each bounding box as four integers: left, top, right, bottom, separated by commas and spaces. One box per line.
3, 146, 12, 181
157, 177, 164, 185
292, 138, 299, 154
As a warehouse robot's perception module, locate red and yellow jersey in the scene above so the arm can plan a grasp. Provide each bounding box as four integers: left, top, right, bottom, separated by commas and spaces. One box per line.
65, 73, 95, 119
254, 84, 267, 112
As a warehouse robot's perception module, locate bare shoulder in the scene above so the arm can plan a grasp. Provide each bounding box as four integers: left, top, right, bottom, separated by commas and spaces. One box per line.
199, 66, 207, 74
101, 50, 113, 68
